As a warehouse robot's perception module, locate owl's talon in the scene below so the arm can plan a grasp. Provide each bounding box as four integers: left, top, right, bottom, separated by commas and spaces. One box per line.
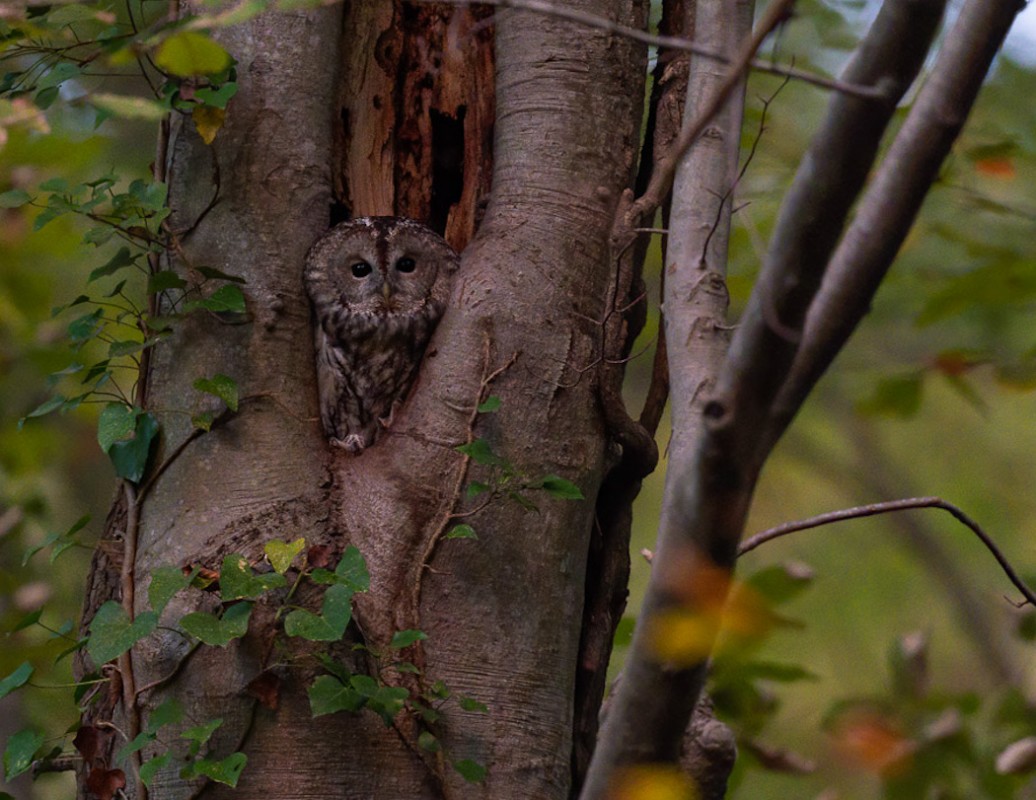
330, 435, 367, 454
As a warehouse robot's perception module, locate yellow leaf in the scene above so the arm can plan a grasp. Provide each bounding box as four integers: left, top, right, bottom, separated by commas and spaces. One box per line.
607, 765, 697, 800
192, 106, 225, 145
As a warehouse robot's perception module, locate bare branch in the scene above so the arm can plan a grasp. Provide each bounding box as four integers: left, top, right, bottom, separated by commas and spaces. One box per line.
765, 0, 1027, 449
438, 0, 883, 98
628, 0, 796, 225
739, 496, 1036, 607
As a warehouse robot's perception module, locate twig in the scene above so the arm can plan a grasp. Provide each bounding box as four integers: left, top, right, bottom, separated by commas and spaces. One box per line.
117, 481, 146, 800
629, 0, 797, 225
739, 496, 1036, 607
432, 0, 882, 99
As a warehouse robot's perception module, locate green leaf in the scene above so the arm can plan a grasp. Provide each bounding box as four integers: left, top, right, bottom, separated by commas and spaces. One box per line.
91, 93, 169, 120
418, 731, 440, 752
182, 752, 247, 786
148, 566, 193, 615
87, 602, 158, 664
147, 270, 188, 293
107, 411, 159, 483
389, 629, 427, 649
97, 403, 138, 452
364, 684, 409, 725
18, 394, 67, 427
0, 663, 32, 701
194, 83, 239, 109
445, 524, 477, 540
530, 475, 584, 500
465, 481, 490, 499
455, 438, 505, 466
67, 308, 105, 343
181, 719, 223, 747
453, 759, 487, 783
190, 284, 247, 320
4, 729, 44, 781
476, 395, 501, 413
219, 554, 285, 600
334, 546, 370, 592
0, 189, 31, 208
458, 695, 488, 713
193, 374, 239, 412
746, 563, 815, 606
139, 752, 172, 786
857, 373, 924, 418
179, 602, 251, 646
308, 675, 363, 716
155, 32, 233, 77
191, 411, 215, 432
149, 698, 184, 732
265, 538, 305, 574
88, 247, 137, 283
284, 583, 352, 641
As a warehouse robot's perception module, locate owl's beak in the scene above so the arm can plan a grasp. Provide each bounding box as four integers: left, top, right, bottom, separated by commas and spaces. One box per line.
382, 283, 392, 301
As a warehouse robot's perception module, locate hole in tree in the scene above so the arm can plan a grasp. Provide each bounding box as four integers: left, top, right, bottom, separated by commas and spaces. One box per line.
428, 106, 466, 236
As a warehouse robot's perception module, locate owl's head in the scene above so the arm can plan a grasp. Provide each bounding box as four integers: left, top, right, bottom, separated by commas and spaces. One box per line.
304, 217, 459, 322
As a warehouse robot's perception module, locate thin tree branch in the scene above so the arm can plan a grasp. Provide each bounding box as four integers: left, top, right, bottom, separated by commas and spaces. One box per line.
627, 0, 796, 226
439, 0, 883, 98
764, 0, 1027, 450
739, 496, 1036, 607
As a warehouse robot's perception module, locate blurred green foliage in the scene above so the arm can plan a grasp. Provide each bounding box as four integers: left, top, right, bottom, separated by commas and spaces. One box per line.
1, 0, 1035, 798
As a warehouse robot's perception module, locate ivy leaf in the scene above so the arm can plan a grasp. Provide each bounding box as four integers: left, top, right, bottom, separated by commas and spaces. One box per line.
335, 545, 370, 592
155, 32, 233, 77
308, 675, 363, 716
88, 247, 137, 283
418, 731, 440, 752
529, 475, 584, 500
4, 729, 44, 781
284, 583, 352, 641
194, 82, 238, 109
389, 629, 427, 649
179, 602, 251, 646
181, 719, 223, 748
148, 566, 194, 616
453, 759, 487, 783
446, 524, 477, 540
18, 394, 68, 428
147, 270, 188, 293
0, 663, 33, 701
458, 695, 488, 713
190, 284, 248, 322
193, 374, 238, 412
455, 438, 505, 466
181, 753, 247, 787
476, 395, 501, 413
139, 752, 172, 787
192, 106, 225, 145
107, 411, 159, 483
97, 403, 137, 452
87, 602, 158, 664
465, 481, 490, 499
264, 538, 305, 574
0, 189, 31, 208
219, 554, 285, 600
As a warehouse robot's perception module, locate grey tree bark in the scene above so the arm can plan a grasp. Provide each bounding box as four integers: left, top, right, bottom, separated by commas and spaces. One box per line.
79, 0, 646, 797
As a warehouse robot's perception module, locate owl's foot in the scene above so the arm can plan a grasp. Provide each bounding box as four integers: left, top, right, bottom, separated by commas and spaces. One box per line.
330, 434, 368, 453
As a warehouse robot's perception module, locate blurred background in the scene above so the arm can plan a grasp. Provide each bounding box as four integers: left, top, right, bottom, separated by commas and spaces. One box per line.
2, 0, 1035, 797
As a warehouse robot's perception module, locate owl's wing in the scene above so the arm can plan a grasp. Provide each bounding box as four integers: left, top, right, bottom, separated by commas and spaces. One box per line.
314, 326, 351, 441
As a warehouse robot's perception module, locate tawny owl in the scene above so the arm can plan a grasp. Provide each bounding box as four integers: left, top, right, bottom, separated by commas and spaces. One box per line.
304, 217, 459, 452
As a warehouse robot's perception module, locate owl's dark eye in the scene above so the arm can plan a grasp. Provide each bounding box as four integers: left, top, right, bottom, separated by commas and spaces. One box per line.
350, 261, 372, 278
395, 257, 416, 274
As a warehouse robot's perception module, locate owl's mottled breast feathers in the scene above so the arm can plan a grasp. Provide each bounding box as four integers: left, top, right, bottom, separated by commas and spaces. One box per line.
303, 217, 459, 453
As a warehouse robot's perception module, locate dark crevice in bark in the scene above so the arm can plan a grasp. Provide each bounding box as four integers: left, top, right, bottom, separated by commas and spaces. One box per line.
429, 106, 466, 236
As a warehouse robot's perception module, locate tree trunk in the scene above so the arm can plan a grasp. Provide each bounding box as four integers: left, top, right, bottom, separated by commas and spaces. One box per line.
79, 0, 647, 796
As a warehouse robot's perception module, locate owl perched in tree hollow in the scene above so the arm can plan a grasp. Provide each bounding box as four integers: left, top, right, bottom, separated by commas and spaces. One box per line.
304, 217, 459, 453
